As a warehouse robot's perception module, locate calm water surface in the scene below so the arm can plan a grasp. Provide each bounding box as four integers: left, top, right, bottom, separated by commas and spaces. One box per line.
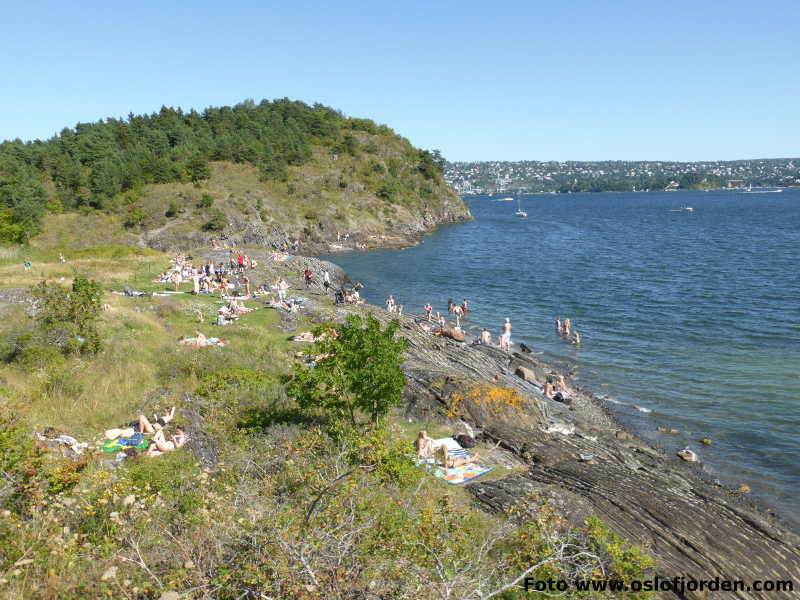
323, 190, 800, 527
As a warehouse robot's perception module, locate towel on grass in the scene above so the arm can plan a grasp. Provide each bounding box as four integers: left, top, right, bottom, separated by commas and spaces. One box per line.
182, 336, 228, 347
102, 436, 150, 453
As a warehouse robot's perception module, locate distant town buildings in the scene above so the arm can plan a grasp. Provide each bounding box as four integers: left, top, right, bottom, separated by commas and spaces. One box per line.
445, 159, 800, 193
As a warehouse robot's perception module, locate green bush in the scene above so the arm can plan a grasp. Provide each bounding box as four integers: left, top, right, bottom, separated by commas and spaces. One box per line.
354, 427, 422, 486
197, 193, 214, 208
165, 200, 178, 217
287, 314, 407, 426
123, 203, 146, 228
15, 340, 66, 370
0, 409, 87, 516
30, 277, 103, 355
203, 207, 227, 231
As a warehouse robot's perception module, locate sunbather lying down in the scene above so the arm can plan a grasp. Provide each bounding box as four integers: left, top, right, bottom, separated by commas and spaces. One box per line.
292, 331, 316, 342
415, 430, 482, 473
438, 446, 481, 474
178, 333, 227, 347
145, 427, 187, 457
105, 407, 176, 440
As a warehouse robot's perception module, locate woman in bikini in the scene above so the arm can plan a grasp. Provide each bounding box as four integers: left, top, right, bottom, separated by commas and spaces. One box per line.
105, 407, 176, 440
437, 445, 481, 475
415, 431, 435, 459
145, 427, 187, 457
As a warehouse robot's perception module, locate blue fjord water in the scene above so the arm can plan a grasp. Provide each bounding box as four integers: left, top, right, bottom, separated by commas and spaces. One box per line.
323, 189, 800, 526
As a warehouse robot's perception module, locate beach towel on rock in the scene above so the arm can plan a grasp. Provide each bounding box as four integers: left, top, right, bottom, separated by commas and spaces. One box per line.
415, 448, 492, 484
432, 462, 493, 485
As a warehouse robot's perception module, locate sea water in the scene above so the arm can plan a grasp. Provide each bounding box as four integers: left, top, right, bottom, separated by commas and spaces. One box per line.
323, 189, 800, 528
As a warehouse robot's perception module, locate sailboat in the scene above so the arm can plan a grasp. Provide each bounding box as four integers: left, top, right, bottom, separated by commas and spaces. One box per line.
515, 197, 527, 217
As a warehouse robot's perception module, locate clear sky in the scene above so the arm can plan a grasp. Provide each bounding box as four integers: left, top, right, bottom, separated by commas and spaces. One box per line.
1, 0, 798, 162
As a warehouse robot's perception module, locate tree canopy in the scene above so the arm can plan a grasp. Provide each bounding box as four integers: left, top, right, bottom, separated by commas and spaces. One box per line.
0, 99, 449, 243
287, 313, 408, 426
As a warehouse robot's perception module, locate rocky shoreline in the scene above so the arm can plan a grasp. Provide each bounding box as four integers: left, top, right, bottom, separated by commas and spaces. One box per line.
282, 255, 800, 600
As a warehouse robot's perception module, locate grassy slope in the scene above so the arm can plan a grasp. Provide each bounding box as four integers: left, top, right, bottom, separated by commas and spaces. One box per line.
32, 132, 467, 251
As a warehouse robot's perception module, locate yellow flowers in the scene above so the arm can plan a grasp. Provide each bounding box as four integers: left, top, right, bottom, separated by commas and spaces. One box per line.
448, 382, 526, 417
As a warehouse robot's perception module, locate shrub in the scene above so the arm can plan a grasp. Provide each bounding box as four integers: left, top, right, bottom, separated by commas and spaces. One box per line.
165, 200, 178, 217
197, 193, 214, 208
287, 314, 407, 426
30, 277, 103, 354
0, 409, 87, 515
15, 340, 66, 370
123, 203, 146, 228
203, 207, 227, 231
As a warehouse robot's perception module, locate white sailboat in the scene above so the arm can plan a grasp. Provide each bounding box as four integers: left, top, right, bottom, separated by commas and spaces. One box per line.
515, 197, 527, 217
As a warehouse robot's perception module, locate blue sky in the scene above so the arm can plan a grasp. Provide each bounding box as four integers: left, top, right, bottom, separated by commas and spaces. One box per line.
1, 0, 797, 161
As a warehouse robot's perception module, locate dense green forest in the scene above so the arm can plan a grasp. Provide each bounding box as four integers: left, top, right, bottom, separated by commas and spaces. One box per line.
0, 99, 447, 244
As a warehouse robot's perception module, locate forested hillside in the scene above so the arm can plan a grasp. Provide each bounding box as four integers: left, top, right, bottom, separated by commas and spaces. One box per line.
0, 99, 469, 248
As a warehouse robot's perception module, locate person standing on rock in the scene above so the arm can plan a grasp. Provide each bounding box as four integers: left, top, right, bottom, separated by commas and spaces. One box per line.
423, 303, 433, 321
322, 270, 331, 294
275, 277, 289, 302
303, 268, 313, 288
500, 318, 512, 351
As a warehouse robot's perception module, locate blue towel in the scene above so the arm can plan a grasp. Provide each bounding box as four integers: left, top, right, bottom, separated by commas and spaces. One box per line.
117, 432, 144, 447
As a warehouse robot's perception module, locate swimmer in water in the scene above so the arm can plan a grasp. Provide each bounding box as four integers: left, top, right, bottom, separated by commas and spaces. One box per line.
562, 318, 571, 336
572, 330, 580, 345
555, 316, 561, 333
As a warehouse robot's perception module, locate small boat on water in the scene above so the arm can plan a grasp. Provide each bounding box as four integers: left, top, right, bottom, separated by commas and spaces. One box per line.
742, 184, 783, 193
670, 206, 694, 212
495, 196, 514, 202
515, 198, 527, 217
